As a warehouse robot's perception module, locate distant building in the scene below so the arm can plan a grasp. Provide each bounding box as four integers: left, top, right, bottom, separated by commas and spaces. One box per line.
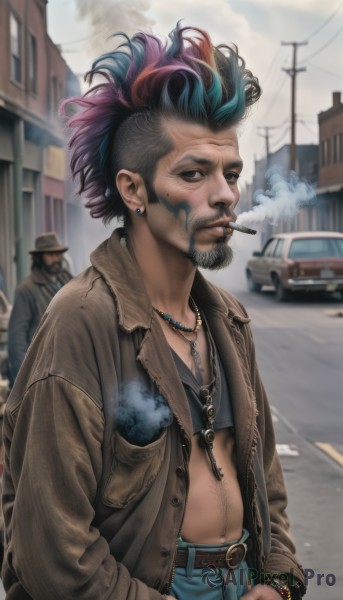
317, 91, 343, 232
252, 144, 318, 241
0, 0, 82, 299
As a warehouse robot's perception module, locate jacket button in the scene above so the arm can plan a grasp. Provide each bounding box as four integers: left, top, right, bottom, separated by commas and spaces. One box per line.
176, 466, 185, 477
171, 496, 181, 507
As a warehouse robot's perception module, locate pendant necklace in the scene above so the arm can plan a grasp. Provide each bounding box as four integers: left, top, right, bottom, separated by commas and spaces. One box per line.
153, 297, 223, 481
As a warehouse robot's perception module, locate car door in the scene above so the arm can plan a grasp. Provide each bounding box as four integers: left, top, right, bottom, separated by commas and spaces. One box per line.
255, 238, 279, 284
268, 238, 286, 280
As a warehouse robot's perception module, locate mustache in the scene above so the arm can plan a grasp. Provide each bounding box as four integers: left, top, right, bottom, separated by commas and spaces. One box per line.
191, 212, 235, 233
156, 194, 235, 233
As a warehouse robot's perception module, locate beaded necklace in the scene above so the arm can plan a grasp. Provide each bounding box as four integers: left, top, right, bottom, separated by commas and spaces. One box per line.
153, 298, 223, 481
152, 296, 202, 334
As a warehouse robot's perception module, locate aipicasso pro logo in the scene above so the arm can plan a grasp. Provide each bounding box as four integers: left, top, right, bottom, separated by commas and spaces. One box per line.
201, 566, 226, 592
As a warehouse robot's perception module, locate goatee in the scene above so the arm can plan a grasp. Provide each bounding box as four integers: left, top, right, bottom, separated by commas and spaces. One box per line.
188, 244, 233, 270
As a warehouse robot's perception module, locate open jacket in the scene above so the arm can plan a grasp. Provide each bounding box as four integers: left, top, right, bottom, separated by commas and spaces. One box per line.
2, 229, 305, 599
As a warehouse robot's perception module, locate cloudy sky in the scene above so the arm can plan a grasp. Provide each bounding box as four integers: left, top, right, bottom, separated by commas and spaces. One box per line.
47, 0, 343, 186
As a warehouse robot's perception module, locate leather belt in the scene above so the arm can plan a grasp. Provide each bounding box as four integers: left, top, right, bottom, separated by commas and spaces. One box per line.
175, 541, 248, 570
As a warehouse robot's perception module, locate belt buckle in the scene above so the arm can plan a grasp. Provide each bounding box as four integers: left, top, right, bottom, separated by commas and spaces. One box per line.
225, 542, 247, 569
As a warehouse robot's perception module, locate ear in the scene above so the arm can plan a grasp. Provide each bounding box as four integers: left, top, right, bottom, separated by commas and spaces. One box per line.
116, 170, 147, 214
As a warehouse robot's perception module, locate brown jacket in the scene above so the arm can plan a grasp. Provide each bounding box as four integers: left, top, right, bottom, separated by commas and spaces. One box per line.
2, 229, 305, 599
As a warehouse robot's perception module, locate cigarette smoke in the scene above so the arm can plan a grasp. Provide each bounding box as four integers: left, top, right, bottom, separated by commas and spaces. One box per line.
116, 382, 172, 445
238, 166, 317, 227
75, 0, 155, 58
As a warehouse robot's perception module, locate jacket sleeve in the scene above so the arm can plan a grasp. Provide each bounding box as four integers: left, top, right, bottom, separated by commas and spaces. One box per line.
2, 376, 162, 600
7, 288, 34, 385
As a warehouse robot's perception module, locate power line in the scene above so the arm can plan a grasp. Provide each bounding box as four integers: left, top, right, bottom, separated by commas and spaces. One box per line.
297, 113, 318, 119
306, 0, 343, 40
300, 25, 343, 64
269, 117, 290, 129
297, 120, 318, 139
261, 47, 283, 84
269, 126, 291, 151
307, 61, 343, 80
56, 35, 94, 47
259, 72, 288, 122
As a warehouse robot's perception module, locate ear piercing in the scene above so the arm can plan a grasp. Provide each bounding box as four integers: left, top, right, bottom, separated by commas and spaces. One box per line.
135, 208, 143, 215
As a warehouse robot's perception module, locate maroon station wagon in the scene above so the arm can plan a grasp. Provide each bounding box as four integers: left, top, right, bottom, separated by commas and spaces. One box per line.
246, 231, 343, 301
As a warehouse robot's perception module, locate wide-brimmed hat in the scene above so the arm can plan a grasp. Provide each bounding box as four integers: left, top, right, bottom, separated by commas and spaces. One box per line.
29, 232, 68, 254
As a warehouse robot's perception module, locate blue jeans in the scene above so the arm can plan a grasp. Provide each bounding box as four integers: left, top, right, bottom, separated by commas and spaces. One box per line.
171, 529, 254, 600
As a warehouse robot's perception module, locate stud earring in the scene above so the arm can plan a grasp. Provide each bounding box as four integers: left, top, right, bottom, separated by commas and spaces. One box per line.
135, 208, 143, 215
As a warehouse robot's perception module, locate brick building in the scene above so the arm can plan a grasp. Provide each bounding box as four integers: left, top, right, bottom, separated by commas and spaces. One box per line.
317, 91, 343, 232
0, 0, 81, 300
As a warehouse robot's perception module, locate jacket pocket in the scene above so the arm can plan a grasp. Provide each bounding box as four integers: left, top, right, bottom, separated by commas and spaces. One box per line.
102, 429, 167, 508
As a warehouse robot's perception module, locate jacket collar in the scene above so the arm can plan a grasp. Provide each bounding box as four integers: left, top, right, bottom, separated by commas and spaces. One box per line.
90, 228, 250, 332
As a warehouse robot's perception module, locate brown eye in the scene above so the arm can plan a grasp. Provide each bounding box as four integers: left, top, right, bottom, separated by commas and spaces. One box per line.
181, 170, 203, 180
225, 172, 240, 184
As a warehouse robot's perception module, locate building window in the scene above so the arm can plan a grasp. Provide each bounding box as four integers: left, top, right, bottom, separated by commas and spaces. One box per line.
53, 198, 64, 237
28, 34, 37, 94
49, 75, 59, 117
321, 139, 329, 166
10, 12, 21, 83
45, 196, 64, 237
333, 133, 342, 163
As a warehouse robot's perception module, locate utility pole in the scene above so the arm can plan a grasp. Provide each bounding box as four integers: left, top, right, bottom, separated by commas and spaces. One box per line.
281, 41, 307, 171
257, 126, 276, 167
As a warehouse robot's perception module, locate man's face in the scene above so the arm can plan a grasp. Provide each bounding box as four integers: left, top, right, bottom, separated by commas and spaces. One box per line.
41, 252, 63, 275
143, 117, 243, 270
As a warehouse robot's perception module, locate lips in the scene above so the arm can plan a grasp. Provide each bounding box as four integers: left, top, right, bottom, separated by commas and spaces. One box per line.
206, 219, 235, 230
201, 224, 230, 239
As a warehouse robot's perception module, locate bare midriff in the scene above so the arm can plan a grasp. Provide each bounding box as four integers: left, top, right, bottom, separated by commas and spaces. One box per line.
181, 427, 244, 544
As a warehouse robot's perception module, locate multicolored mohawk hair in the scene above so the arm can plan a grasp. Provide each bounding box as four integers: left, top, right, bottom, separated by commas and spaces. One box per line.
63, 23, 261, 223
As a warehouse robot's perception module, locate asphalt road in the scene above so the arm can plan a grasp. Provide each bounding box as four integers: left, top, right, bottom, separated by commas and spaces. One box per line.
0, 235, 342, 599
207, 236, 343, 599
207, 233, 343, 446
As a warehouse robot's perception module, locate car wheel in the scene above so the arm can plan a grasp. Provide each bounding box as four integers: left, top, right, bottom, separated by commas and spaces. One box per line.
274, 276, 289, 302
246, 271, 261, 293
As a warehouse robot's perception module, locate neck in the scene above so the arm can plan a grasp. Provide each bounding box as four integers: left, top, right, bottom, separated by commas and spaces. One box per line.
41, 268, 57, 282
127, 225, 196, 317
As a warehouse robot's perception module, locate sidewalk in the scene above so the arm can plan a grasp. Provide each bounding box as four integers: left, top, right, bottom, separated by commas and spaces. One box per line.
273, 409, 343, 600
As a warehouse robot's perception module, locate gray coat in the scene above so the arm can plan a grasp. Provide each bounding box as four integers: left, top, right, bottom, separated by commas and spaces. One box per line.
7, 267, 72, 385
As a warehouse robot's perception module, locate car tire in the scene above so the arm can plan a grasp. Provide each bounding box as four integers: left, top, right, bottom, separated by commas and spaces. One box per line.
246, 271, 261, 293
274, 276, 289, 302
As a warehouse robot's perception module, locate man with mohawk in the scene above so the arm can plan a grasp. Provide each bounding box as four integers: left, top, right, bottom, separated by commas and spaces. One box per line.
2, 24, 305, 600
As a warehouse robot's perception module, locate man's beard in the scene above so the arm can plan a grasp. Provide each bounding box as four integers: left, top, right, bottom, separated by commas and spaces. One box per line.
143, 185, 234, 270
43, 262, 62, 275
187, 242, 233, 270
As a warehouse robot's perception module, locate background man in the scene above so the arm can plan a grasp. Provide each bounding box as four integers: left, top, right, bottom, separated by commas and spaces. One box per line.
7, 232, 72, 385
2, 25, 305, 600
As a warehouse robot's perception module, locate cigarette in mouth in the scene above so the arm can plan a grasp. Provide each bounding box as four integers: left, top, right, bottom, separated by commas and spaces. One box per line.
225, 222, 257, 235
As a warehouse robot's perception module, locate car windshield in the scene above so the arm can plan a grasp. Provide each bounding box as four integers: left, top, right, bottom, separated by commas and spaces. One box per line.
288, 237, 343, 259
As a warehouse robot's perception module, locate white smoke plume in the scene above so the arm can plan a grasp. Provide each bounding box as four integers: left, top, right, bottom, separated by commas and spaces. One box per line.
75, 0, 155, 57
116, 382, 172, 445
238, 166, 317, 227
